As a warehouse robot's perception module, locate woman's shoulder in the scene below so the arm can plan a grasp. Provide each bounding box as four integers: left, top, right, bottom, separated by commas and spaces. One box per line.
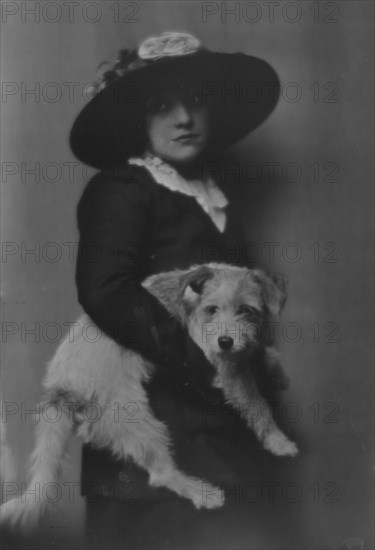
76, 163, 159, 224
78, 163, 156, 204
86, 162, 156, 190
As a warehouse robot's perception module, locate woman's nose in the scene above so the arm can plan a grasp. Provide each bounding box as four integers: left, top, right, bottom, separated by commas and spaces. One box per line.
172, 101, 193, 127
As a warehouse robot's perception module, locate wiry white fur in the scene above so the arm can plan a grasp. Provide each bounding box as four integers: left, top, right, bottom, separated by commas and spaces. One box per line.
0, 402, 17, 500
0, 263, 297, 529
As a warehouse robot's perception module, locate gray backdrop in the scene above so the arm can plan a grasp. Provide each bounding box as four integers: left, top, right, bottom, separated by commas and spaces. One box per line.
1, 1, 373, 548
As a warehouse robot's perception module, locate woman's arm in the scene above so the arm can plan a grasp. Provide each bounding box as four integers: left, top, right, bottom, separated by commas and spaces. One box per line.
75, 167, 187, 371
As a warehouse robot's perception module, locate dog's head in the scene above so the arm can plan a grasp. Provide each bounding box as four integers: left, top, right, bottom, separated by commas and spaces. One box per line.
178, 264, 288, 361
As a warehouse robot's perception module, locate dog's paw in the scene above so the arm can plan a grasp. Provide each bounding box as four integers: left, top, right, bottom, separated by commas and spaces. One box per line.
183, 477, 224, 509
198, 481, 224, 509
263, 431, 298, 457
149, 470, 224, 509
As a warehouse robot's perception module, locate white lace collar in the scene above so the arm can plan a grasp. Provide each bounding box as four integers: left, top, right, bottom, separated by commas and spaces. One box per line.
128, 154, 228, 233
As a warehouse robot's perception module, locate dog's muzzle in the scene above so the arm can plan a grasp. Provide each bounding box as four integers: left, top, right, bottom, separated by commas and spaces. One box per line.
218, 336, 234, 351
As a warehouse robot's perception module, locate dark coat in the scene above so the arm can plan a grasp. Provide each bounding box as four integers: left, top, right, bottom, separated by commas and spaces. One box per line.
76, 163, 271, 502
75, 163, 303, 549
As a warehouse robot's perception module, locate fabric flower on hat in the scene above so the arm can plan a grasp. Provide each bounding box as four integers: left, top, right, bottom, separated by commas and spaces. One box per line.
94, 50, 139, 92
138, 32, 201, 61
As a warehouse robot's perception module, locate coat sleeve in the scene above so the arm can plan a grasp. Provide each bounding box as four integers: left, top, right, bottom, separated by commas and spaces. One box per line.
75, 168, 187, 371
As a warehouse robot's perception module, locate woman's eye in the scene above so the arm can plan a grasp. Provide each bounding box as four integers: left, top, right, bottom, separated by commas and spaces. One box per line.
185, 92, 202, 106
205, 305, 218, 315
147, 96, 171, 113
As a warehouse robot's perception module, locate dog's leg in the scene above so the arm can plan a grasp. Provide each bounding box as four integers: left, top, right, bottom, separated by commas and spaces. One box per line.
221, 369, 298, 457
94, 403, 224, 510
144, 448, 224, 510
0, 397, 74, 527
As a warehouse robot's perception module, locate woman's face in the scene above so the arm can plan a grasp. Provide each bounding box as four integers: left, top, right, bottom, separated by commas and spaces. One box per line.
145, 89, 209, 164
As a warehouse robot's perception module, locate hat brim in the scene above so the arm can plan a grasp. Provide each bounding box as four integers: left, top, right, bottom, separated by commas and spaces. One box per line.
70, 51, 280, 169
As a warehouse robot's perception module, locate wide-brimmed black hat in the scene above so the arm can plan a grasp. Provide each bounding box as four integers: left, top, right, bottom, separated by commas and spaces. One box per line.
70, 32, 280, 169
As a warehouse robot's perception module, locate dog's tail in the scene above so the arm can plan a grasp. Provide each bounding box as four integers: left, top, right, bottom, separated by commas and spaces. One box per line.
0, 401, 18, 496
0, 397, 73, 528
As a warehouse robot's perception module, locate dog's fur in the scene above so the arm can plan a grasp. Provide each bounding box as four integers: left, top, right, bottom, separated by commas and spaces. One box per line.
0, 402, 17, 503
0, 263, 297, 527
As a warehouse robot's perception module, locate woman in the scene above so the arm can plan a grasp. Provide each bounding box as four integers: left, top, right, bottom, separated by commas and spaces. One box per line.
70, 32, 294, 549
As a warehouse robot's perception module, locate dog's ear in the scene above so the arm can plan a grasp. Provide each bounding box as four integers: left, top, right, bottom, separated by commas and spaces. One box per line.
253, 270, 288, 318
178, 265, 214, 300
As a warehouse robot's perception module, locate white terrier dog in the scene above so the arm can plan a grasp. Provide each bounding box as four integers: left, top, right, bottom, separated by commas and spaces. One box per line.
0, 263, 297, 528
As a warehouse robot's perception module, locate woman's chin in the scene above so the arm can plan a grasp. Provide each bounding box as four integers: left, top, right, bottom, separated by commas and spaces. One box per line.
166, 147, 204, 165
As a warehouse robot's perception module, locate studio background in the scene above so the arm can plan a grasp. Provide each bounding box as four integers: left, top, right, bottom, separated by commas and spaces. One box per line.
1, 1, 373, 548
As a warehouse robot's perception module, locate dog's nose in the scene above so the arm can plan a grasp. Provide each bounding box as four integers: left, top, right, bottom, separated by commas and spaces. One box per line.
218, 336, 234, 350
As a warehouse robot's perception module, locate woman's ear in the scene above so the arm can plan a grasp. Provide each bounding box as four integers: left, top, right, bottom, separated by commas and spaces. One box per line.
178, 265, 214, 301
253, 269, 288, 318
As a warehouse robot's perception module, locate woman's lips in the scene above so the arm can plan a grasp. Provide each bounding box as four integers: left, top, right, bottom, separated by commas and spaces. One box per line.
174, 133, 199, 142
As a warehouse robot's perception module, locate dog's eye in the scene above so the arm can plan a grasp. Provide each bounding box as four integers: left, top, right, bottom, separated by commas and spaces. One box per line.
237, 305, 259, 316
205, 305, 218, 315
